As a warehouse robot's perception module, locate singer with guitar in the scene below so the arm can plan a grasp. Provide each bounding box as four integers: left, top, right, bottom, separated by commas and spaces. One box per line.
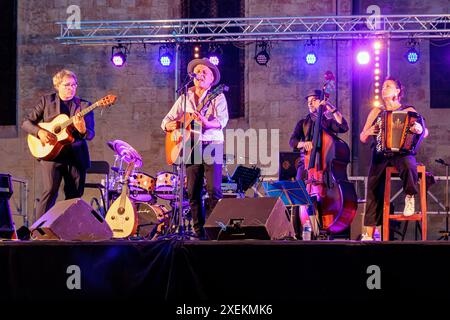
22, 69, 95, 219
161, 58, 229, 239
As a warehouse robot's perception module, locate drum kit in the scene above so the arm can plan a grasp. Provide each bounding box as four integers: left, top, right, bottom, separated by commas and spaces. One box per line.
106, 140, 191, 239
103, 139, 246, 239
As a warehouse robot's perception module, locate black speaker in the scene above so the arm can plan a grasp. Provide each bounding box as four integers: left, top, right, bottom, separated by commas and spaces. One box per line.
30, 198, 112, 241
0, 173, 15, 239
205, 197, 294, 240
0, 173, 13, 199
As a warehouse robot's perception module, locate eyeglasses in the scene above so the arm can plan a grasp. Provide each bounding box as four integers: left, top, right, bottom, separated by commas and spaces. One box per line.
62, 83, 78, 88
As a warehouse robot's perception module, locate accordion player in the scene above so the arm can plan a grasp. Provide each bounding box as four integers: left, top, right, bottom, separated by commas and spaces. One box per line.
375, 110, 426, 155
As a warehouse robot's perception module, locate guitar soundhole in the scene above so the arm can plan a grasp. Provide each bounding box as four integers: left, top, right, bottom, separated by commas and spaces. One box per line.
54, 126, 61, 134
118, 207, 125, 215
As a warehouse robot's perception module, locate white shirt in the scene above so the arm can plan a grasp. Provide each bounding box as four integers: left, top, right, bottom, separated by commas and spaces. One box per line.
161, 87, 229, 142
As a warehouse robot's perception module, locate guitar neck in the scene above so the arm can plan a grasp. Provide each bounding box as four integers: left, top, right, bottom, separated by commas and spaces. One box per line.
60, 101, 99, 130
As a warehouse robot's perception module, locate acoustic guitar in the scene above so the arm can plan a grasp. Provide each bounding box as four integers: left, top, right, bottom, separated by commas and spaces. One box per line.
105, 162, 138, 238
165, 85, 228, 165
27, 95, 117, 160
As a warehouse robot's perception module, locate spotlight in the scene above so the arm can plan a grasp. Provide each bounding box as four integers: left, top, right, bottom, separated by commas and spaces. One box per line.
356, 51, 370, 65
209, 55, 220, 65
254, 42, 270, 66
304, 39, 318, 65
193, 45, 202, 59
305, 52, 317, 65
208, 45, 222, 66
405, 39, 420, 64
159, 46, 172, 67
406, 47, 419, 64
373, 41, 382, 50
111, 45, 128, 67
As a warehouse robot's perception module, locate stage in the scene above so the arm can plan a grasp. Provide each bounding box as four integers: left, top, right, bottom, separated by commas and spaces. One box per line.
1, 239, 450, 309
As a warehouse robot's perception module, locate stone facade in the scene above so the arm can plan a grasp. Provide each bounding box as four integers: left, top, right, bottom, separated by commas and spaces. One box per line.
1, 0, 449, 228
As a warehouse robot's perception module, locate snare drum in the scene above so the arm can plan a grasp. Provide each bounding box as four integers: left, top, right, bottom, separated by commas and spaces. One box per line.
129, 172, 156, 202
135, 202, 171, 238
155, 171, 179, 200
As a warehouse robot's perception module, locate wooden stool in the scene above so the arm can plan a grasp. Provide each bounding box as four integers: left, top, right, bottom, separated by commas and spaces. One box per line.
382, 165, 427, 241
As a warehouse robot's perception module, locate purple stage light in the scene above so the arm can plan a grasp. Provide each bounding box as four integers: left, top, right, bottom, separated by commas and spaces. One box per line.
111, 52, 126, 67
209, 55, 220, 66
357, 51, 370, 65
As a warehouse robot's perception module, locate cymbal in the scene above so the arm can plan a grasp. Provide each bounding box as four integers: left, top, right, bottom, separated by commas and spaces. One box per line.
111, 166, 124, 173
110, 140, 143, 168
107, 140, 115, 151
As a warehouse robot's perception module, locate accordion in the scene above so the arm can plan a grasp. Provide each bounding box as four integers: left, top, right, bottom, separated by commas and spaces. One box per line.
375, 110, 424, 154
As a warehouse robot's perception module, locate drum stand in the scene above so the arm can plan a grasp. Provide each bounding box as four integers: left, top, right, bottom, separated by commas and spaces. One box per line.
437, 159, 450, 240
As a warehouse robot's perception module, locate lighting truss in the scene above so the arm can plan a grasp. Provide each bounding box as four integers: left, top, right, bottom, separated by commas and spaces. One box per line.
56, 14, 450, 45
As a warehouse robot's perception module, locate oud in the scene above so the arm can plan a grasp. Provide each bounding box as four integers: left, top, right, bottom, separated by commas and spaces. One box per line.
105, 162, 138, 238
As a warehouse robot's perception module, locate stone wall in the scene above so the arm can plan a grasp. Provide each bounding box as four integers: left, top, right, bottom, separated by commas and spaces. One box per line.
1, 0, 448, 227
1, 0, 180, 225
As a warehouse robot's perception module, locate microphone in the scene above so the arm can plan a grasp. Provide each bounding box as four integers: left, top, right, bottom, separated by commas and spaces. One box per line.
188, 72, 201, 80
435, 159, 448, 166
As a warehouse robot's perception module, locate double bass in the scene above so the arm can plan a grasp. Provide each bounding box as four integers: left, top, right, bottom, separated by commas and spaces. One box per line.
299, 71, 357, 236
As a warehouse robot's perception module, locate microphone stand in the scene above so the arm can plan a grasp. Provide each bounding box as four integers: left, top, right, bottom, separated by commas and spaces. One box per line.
171, 75, 195, 239
437, 159, 450, 240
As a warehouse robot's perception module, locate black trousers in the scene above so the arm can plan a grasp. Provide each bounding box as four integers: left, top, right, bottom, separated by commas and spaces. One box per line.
185, 142, 223, 236
36, 160, 86, 219
364, 152, 419, 227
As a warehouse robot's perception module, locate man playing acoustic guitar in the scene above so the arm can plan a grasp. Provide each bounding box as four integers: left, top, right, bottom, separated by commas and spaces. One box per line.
22, 69, 95, 219
161, 58, 228, 239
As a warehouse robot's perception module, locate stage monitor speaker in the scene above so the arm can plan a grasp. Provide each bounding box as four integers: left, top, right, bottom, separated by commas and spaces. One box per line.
0, 198, 15, 239
30, 198, 112, 241
205, 197, 294, 240
0, 174, 15, 239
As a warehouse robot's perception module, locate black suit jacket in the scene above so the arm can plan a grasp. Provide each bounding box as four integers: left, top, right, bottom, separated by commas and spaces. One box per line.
22, 93, 95, 169
289, 113, 349, 151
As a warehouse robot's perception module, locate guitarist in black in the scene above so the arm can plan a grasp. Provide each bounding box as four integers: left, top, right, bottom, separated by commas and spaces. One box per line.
22, 69, 95, 219
162, 58, 229, 239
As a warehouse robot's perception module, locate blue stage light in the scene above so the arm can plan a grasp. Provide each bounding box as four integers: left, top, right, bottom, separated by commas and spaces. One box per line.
305, 52, 317, 65
406, 47, 419, 64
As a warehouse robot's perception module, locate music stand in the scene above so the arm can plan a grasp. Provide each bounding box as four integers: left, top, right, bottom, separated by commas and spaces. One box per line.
263, 180, 316, 238
232, 165, 261, 194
